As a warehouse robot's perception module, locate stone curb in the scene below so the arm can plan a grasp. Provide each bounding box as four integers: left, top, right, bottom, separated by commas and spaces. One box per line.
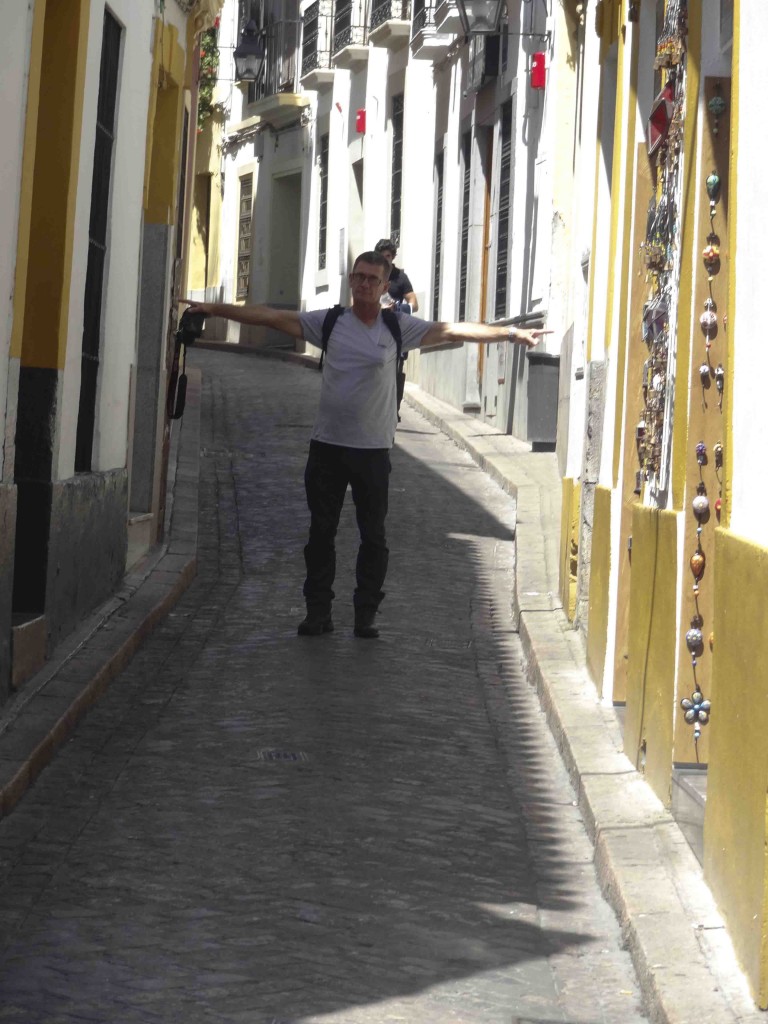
402, 382, 760, 1024
0, 370, 201, 820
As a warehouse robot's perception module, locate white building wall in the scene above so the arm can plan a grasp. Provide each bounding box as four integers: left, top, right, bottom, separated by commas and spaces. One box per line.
57, 1, 168, 480
728, 7, 765, 542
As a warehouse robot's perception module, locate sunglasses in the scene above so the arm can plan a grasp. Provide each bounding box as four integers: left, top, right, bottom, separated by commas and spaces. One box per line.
350, 272, 384, 286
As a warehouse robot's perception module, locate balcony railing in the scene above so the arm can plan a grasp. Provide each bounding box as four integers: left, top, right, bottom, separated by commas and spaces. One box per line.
412, 0, 436, 34
301, 0, 333, 75
370, 0, 410, 30
252, 16, 301, 99
333, 0, 368, 53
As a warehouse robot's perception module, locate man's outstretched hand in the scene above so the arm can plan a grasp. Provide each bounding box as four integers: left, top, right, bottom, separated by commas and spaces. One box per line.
510, 327, 553, 349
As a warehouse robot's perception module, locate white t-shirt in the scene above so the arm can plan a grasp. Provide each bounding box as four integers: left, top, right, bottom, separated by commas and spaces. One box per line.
299, 307, 432, 448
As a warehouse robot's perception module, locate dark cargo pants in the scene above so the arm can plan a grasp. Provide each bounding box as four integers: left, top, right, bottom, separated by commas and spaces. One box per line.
303, 440, 390, 615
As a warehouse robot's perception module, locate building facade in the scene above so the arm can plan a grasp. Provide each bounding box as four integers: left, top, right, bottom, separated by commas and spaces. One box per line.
0, 0, 221, 699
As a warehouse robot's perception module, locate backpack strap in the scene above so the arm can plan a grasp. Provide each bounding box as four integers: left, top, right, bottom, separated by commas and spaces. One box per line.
381, 307, 404, 369
318, 304, 346, 370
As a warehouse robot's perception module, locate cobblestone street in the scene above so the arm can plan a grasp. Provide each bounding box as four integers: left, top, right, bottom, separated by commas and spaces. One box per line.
0, 350, 648, 1023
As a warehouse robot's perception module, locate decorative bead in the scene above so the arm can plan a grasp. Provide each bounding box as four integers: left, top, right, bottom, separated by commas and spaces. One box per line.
695, 441, 707, 465
690, 550, 705, 580
699, 363, 710, 382
714, 364, 725, 391
702, 243, 720, 266
700, 310, 717, 333
713, 441, 723, 466
686, 628, 704, 653
715, 497, 722, 514
706, 172, 721, 201
692, 494, 709, 519
708, 95, 727, 117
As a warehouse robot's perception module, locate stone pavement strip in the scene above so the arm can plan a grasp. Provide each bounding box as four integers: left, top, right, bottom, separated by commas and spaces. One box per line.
0, 346, 754, 1023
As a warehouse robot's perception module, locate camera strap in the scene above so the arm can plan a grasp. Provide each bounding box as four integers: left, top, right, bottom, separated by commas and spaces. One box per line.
166, 330, 189, 421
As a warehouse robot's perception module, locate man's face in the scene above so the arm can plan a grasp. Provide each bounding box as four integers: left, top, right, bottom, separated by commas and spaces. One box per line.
349, 261, 390, 303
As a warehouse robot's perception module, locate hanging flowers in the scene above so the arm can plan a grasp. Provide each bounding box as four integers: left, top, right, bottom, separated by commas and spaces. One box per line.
197, 26, 220, 131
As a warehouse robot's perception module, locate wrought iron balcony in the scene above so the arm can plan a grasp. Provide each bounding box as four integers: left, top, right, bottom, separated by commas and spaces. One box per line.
332, 0, 368, 54
369, 0, 411, 47
301, 0, 335, 82
411, 0, 453, 59
250, 17, 301, 99
371, 0, 410, 30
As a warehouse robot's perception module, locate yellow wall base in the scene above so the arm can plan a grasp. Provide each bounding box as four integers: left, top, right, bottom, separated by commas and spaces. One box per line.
559, 478, 580, 621
623, 505, 678, 805
704, 528, 768, 1007
586, 484, 611, 692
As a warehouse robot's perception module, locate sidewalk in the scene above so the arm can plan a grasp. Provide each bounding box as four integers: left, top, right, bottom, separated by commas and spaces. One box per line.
0, 343, 760, 1023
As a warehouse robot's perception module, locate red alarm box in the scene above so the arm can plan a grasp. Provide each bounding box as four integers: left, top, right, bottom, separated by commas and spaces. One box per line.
531, 52, 546, 90
355, 108, 366, 133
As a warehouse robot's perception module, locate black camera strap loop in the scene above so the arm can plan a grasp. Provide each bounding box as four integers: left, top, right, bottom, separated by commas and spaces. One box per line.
167, 308, 205, 420
167, 335, 188, 420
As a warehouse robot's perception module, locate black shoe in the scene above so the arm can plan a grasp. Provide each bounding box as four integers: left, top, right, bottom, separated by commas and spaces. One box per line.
353, 608, 379, 639
297, 612, 334, 636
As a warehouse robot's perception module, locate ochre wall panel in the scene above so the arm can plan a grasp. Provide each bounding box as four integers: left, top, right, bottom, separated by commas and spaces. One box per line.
623, 505, 677, 805
586, 484, 611, 692
704, 529, 768, 1007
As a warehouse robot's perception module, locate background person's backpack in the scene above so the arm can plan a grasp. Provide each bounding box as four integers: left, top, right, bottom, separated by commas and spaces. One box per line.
318, 305, 407, 420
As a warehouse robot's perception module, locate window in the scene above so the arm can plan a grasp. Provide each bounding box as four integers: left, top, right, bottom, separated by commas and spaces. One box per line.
237, 174, 253, 299
458, 132, 472, 321
390, 93, 404, 244
494, 101, 513, 320
75, 10, 121, 473
432, 151, 444, 322
318, 134, 329, 269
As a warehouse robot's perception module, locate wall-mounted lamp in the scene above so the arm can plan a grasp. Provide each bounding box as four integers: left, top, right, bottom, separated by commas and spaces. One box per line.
233, 19, 266, 82
456, 0, 504, 35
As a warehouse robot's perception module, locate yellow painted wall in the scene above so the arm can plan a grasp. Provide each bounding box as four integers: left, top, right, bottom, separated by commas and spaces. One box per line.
704, 529, 768, 1007
144, 19, 186, 225
19, 0, 91, 370
623, 505, 677, 804
559, 478, 580, 621
586, 484, 611, 691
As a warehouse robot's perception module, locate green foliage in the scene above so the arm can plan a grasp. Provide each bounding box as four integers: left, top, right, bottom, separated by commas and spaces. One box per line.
197, 27, 220, 131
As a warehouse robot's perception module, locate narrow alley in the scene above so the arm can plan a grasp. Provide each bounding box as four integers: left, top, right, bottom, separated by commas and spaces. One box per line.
0, 351, 647, 1023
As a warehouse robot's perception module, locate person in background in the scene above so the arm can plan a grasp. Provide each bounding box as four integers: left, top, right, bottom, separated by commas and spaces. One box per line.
374, 239, 419, 313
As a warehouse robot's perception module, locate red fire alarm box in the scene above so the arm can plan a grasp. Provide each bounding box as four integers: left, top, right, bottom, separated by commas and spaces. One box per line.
531, 52, 546, 90
355, 108, 366, 133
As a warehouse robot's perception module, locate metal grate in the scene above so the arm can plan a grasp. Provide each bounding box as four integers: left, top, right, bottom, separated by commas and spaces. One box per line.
494, 101, 513, 319
332, 0, 368, 52
75, 10, 121, 473
458, 131, 472, 321
390, 93, 404, 244
432, 150, 444, 321
237, 174, 253, 299
318, 133, 329, 270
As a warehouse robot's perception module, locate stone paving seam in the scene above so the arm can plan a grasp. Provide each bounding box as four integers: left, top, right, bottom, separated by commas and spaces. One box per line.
0, 370, 202, 823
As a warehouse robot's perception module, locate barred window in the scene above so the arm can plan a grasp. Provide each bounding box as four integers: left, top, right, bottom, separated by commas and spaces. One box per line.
458, 132, 471, 322
390, 93, 404, 243
432, 151, 444, 322
237, 174, 253, 299
494, 101, 513, 319
318, 134, 329, 270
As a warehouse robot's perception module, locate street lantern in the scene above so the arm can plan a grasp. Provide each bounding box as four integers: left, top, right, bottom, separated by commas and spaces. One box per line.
456, 0, 505, 34
233, 19, 266, 82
